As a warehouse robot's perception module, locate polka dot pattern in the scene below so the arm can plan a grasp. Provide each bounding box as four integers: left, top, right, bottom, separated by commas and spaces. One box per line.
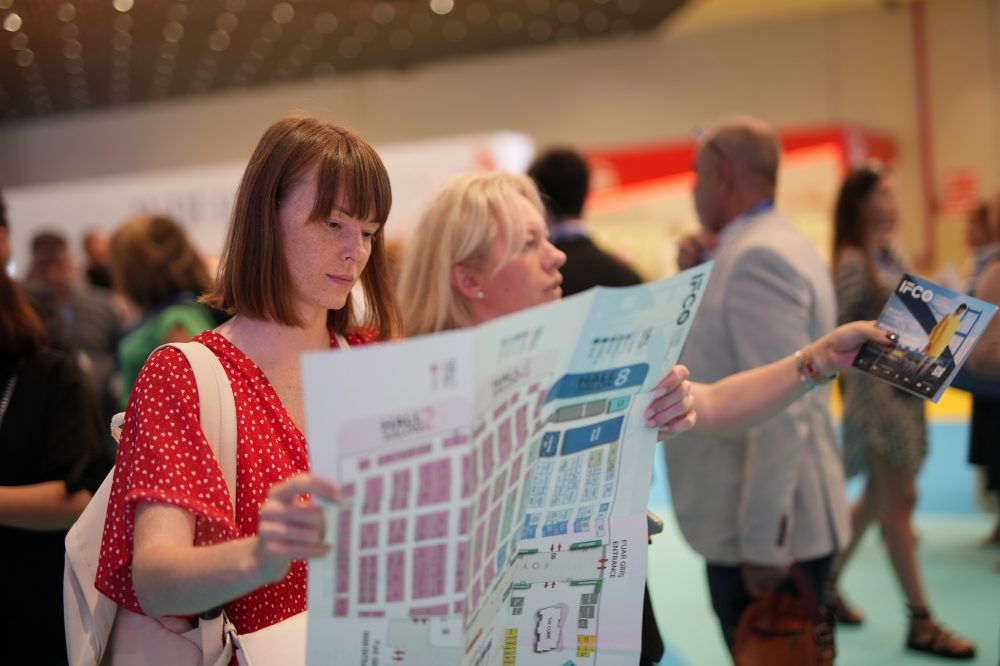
95, 329, 372, 633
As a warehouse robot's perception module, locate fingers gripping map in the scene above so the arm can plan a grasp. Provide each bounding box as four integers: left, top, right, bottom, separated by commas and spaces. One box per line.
301, 267, 712, 666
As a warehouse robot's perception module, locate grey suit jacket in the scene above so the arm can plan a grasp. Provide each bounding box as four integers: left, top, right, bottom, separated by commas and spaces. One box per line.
664, 208, 850, 566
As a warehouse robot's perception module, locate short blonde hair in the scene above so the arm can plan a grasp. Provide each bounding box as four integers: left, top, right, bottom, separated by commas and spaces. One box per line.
398, 171, 544, 336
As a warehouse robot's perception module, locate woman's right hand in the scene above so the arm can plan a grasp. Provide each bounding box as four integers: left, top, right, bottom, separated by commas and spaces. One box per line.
809, 321, 890, 377
255, 473, 339, 583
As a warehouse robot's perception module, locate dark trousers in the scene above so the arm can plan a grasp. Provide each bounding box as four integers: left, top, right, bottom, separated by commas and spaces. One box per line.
640, 584, 665, 665
706, 553, 834, 654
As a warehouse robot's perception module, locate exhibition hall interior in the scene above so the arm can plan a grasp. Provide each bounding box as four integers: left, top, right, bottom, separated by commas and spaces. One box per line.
1, 0, 998, 664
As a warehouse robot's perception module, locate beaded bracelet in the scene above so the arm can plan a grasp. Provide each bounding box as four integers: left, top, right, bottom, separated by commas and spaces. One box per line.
794, 345, 839, 391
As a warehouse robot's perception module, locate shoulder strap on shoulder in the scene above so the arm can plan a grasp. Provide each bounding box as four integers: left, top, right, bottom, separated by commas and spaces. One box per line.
155, 342, 237, 510
333, 332, 351, 350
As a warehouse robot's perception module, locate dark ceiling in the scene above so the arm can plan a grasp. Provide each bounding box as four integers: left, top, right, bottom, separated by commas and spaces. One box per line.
0, 0, 687, 124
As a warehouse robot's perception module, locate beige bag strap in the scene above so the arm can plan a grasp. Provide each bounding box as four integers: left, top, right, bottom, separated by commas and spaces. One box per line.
333, 332, 350, 350
155, 342, 238, 666
156, 342, 238, 502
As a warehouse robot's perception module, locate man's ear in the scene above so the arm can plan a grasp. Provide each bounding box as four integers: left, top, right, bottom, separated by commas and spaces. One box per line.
451, 264, 482, 300
715, 156, 735, 190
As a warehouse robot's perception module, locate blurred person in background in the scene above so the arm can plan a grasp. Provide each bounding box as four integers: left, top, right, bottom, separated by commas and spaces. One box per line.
960, 198, 1000, 569
528, 147, 658, 663
663, 115, 853, 656
82, 229, 113, 290
0, 269, 113, 665
109, 213, 219, 409
827, 164, 974, 658
528, 147, 643, 296
23, 231, 122, 423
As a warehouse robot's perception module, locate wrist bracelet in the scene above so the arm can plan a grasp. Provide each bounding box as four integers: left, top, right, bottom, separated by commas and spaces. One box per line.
794, 346, 839, 391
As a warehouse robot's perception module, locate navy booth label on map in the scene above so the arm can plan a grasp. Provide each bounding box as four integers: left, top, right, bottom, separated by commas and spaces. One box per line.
544, 364, 649, 404
540, 416, 625, 458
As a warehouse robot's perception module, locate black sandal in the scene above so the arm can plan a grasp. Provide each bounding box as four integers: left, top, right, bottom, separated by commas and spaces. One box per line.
824, 585, 864, 626
906, 607, 976, 660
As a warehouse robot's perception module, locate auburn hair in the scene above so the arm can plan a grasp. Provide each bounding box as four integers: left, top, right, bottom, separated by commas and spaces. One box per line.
201, 114, 401, 339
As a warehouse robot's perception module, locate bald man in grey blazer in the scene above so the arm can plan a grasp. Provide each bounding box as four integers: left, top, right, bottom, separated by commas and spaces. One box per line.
663, 116, 849, 652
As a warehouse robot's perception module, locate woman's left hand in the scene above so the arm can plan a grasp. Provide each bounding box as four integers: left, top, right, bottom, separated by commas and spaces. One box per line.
644, 365, 696, 437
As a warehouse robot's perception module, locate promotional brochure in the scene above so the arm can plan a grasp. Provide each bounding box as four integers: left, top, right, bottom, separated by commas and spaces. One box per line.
852, 273, 997, 402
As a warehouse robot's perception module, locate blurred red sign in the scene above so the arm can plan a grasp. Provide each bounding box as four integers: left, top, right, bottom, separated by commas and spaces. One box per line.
941, 166, 979, 217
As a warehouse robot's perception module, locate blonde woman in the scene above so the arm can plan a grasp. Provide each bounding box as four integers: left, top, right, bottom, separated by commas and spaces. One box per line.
397, 171, 888, 661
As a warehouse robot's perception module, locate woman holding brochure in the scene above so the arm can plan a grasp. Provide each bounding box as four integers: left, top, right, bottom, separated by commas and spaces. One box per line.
824, 164, 974, 659
397, 171, 893, 663
94, 114, 402, 660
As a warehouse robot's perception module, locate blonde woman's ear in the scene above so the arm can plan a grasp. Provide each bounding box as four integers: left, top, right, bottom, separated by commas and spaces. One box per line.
451, 265, 483, 300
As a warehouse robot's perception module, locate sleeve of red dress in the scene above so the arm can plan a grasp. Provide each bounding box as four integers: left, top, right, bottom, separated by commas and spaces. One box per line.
95, 346, 239, 613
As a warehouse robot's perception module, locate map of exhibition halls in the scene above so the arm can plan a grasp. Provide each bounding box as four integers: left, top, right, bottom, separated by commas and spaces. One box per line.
301, 266, 712, 666
464, 348, 654, 666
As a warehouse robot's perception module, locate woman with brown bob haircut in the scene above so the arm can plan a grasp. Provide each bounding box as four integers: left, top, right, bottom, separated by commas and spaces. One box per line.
95, 114, 401, 658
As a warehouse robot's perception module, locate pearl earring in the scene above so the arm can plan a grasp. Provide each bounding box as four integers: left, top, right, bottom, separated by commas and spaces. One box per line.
476, 290, 485, 300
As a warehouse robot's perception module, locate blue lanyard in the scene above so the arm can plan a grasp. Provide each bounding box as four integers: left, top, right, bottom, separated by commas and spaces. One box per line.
743, 199, 774, 218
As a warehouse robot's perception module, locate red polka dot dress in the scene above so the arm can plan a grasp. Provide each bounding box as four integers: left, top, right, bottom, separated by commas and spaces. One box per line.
96, 329, 371, 633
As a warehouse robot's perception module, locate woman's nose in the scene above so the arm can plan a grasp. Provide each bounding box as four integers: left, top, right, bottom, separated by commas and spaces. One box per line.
547, 241, 567, 269
341, 229, 366, 262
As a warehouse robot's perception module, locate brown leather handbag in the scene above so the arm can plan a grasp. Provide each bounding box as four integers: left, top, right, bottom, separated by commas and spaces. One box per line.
732, 567, 835, 666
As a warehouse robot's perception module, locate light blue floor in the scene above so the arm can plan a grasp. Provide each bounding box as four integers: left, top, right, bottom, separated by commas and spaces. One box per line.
647, 421, 1000, 665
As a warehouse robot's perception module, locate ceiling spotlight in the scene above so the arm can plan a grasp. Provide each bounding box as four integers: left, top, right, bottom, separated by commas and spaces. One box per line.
167, 4, 188, 22
56, 3, 75, 22
163, 21, 184, 43
113, 0, 134, 12
208, 30, 231, 51
3, 12, 22, 32
429, 0, 454, 17
15, 47, 33, 66
371, 3, 395, 25
63, 39, 83, 59
113, 14, 133, 31
217, 13, 238, 33
10, 30, 27, 49
315, 12, 338, 34
112, 31, 132, 51
260, 22, 282, 42
272, 2, 295, 25
61, 23, 80, 40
